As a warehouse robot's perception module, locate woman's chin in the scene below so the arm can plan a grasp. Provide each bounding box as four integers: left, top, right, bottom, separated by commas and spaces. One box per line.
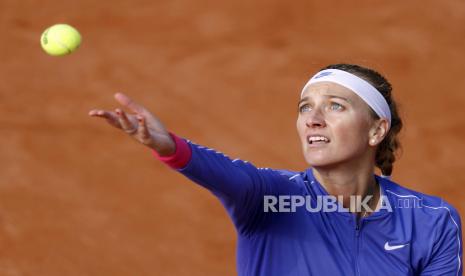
304, 152, 343, 168
304, 150, 331, 164
305, 157, 334, 168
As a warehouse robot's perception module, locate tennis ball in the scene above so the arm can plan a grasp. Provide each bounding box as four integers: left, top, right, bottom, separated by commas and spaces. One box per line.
40, 24, 82, 56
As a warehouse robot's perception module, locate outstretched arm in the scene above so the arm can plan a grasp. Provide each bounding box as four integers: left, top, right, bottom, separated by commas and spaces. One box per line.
89, 93, 287, 233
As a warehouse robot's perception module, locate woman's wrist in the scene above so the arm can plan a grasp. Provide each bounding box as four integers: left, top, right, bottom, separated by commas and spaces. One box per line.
152, 133, 192, 169
151, 134, 177, 156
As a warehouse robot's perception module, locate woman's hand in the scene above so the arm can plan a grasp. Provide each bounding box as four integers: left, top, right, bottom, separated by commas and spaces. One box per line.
88, 93, 176, 156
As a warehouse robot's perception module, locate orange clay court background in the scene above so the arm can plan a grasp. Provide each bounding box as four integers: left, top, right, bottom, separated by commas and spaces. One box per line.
1, 0, 464, 275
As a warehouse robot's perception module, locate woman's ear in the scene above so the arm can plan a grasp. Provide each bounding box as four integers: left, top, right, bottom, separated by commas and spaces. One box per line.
368, 119, 389, 146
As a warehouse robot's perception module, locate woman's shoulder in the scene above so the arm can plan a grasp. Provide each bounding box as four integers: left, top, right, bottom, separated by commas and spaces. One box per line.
380, 177, 461, 225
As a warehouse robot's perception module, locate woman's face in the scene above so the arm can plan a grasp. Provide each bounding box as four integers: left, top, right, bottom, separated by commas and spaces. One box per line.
296, 82, 383, 168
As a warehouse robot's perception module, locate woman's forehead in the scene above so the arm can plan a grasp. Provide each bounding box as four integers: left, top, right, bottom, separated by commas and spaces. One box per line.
301, 82, 358, 100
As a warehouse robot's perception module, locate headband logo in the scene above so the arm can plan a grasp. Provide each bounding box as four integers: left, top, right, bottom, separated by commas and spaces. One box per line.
314, 71, 333, 79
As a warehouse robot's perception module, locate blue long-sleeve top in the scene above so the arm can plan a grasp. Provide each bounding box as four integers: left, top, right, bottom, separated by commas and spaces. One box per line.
157, 135, 462, 276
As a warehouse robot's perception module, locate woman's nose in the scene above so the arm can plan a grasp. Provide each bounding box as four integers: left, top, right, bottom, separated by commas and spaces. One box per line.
305, 109, 326, 128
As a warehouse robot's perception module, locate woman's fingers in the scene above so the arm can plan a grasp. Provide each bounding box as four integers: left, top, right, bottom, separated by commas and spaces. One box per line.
136, 114, 175, 154
89, 109, 121, 128
90, 94, 175, 153
114, 93, 169, 135
116, 109, 137, 135
114, 93, 148, 115
136, 115, 153, 145
88, 109, 99, 117
88, 109, 109, 117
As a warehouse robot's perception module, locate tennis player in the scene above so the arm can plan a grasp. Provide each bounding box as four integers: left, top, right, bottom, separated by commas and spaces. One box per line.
89, 63, 462, 275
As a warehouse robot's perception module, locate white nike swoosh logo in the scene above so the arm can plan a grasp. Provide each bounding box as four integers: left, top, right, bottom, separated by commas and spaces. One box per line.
384, 242, 409, 251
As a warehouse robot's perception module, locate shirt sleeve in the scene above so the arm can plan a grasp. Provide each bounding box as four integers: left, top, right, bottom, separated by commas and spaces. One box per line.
420, 203, 462, 275
153, 134, 289, 235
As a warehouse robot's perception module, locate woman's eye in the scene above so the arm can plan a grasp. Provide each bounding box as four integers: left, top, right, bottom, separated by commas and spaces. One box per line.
329, 102, 344, 111
299, 104, 311, 113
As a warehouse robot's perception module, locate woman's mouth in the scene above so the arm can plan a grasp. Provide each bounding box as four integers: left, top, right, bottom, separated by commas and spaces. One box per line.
307, 135, 330, 146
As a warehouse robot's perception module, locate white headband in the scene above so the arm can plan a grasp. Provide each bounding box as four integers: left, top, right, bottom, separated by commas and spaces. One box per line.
301, 69, 391, 127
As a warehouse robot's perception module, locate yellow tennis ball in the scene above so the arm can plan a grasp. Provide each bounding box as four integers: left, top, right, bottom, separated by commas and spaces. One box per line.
40, 24, 82, 56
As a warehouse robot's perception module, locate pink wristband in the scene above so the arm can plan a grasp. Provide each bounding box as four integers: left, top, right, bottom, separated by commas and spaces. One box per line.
152, 133, 192, 169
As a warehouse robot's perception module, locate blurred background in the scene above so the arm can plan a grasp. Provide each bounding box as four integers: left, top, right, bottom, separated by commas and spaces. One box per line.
1, 0, 464, 275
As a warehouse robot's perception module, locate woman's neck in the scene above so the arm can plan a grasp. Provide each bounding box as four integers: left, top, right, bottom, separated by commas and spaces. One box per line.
312, 160, 380, 215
